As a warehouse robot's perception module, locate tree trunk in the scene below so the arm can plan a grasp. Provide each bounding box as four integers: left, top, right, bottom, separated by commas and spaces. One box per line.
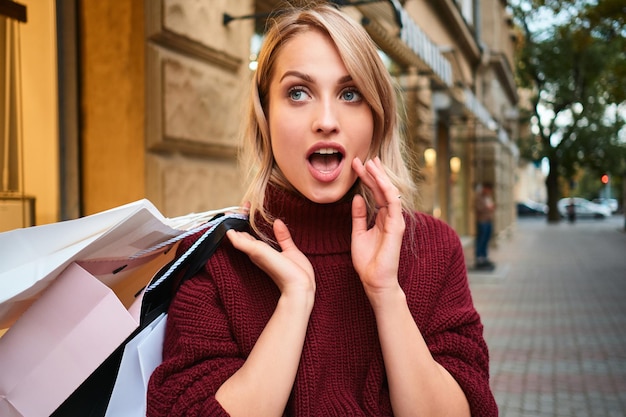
546, 156, 561, 223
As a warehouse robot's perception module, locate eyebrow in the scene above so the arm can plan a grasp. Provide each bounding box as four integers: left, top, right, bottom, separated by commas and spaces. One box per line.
279, 70, 353, 85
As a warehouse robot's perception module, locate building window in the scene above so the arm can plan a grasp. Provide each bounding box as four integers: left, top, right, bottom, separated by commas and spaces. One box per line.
0, 15, 23, 194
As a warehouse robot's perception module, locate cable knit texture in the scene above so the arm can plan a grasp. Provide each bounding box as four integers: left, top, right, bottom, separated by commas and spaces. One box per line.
147, 187, 498, 416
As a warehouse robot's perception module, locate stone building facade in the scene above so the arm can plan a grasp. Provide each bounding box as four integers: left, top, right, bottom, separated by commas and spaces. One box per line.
11, 0, 520, 244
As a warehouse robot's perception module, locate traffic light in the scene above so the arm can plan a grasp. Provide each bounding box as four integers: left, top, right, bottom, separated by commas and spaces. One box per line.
601, 174, 609, 184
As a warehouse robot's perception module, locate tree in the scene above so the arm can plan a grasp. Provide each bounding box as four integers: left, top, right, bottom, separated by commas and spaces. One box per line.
512, 0, 626, 221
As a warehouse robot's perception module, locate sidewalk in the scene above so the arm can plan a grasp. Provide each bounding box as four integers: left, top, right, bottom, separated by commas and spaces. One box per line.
467, 216, 626, 417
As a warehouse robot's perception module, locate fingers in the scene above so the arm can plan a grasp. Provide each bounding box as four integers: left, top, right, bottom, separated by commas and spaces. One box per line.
352, 157, 383, 205
351, 194, 368, 236
226, 228, 261, 255
227, 227, 285, 279
273, 219, 297, 253
227, 220, 298, 262
352, 157, 402, 213
351, 157, 373, 188
226, 220, 314, 295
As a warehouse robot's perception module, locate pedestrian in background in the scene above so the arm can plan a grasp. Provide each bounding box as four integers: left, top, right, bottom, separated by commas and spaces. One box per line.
475, 182, 496, 270
147, 4, 497, 417
567, 197, 576, 223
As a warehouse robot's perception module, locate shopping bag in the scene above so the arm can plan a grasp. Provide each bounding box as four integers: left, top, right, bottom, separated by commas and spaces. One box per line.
51, 214, 249, 417
0, 198, 234, 330
103, 312, 167, 417
0, 237, 184, 417
0, 199, 182, 330
0, 262, 149, 417
0, 199, 244, 417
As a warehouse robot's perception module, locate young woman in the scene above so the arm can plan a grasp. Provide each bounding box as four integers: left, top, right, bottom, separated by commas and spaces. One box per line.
147, 4, 497, 417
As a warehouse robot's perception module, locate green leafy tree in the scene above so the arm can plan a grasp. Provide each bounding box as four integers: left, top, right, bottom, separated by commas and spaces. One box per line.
512, 0, 626, 221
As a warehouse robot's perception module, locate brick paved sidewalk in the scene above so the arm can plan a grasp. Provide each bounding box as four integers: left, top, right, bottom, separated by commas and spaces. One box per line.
468, 217, 626, 417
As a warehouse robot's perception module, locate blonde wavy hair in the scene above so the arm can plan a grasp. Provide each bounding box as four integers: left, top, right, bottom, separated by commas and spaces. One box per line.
239, 2, 417, 240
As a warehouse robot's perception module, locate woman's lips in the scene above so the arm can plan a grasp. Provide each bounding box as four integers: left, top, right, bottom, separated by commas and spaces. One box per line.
307, 147, 344, 182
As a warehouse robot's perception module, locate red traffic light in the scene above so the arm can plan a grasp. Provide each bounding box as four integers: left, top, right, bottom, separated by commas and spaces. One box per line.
601, 174, 609, 184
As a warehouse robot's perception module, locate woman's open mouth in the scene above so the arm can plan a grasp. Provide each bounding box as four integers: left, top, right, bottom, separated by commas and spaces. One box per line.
309, 147, 344, 173
307, 146, 345, 182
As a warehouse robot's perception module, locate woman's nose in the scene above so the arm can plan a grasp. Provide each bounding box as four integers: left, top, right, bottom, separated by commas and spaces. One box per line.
311, 100, 339, 134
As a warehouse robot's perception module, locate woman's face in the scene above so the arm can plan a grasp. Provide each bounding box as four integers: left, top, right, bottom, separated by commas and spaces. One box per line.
267, 29, 374, 204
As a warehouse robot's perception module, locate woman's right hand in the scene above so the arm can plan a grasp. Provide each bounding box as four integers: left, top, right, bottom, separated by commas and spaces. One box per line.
220, 219, 315, 416
227, 218, 315, 299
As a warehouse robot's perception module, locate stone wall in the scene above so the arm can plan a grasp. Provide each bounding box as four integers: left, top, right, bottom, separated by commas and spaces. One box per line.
144, 0, 254, 216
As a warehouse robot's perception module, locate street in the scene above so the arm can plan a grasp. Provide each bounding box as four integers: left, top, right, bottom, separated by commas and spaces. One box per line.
468, 216, 626, 417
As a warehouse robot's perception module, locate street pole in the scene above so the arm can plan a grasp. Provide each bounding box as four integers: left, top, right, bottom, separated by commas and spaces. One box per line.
621, 172, 626, 231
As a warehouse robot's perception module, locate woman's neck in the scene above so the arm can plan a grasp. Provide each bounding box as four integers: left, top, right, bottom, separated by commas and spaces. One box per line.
260, 185, 353, 255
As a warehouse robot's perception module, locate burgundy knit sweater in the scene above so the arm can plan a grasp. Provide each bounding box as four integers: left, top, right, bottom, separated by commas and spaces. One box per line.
147, 188, 498, 416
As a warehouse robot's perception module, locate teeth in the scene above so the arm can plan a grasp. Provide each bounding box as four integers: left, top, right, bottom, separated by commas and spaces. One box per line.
316, 148, 338, 155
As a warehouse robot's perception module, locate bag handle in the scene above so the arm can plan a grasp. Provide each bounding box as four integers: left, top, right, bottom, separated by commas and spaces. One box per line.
139, 214, 248, 327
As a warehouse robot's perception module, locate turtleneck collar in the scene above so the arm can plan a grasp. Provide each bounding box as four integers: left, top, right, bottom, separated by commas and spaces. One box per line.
258, 185, 353, 255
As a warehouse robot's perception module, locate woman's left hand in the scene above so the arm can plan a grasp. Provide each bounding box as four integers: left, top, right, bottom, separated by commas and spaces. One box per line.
351, 157, 405, 297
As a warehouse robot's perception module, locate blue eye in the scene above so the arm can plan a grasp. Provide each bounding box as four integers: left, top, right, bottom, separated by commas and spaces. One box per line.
288, 87, 309, 101
341, 88, 362, 102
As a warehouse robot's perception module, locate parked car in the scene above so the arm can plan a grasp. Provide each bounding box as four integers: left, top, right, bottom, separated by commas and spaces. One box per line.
517, 201, 547, 217
557, 197, 612, 219
592, 198, 619, 213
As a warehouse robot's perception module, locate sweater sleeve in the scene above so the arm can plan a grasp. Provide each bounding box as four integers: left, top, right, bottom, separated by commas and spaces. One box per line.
146, 266, 242, 417
420, 220, 498, 417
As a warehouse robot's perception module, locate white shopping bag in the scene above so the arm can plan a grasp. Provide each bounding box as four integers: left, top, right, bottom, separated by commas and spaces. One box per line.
0, 199, 182, 329
104, 312, 168, 417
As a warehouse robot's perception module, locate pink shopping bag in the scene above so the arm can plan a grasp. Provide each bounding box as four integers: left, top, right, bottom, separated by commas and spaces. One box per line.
0, 247, 176, 417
